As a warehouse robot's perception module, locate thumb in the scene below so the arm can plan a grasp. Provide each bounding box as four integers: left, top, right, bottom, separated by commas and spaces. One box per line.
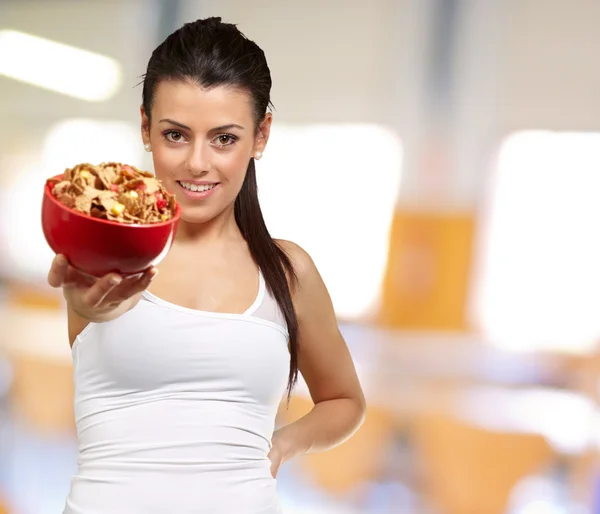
47, 255, 69, 288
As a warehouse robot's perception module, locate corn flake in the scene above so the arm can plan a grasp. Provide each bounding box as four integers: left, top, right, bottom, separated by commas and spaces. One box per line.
48, 162, 176, 224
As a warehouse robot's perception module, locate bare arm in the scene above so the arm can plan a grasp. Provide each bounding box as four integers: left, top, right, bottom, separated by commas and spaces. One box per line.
48, 255, 156, 346
269, 241, 366, 474
66, 294, 142, 346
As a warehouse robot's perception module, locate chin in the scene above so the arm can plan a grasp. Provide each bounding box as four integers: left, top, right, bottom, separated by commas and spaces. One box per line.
179, 204, 233, 225
179, 209, 217, 225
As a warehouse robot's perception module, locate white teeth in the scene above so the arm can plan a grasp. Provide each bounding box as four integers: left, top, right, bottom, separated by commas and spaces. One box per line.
179, 182, 217, 192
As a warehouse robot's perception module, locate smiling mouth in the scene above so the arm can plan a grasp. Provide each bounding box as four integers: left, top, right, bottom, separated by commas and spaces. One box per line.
176, 181, 219, 192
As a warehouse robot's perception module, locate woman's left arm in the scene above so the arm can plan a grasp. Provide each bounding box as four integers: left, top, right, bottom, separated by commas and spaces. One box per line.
269, 241, 367, 477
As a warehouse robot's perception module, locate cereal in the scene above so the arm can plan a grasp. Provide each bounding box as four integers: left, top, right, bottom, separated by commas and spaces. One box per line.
48, 163, 176, 224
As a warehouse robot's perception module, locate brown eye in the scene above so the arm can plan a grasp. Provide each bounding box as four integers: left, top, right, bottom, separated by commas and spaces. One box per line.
214, 134, 237, 147
164, 130, 184, 143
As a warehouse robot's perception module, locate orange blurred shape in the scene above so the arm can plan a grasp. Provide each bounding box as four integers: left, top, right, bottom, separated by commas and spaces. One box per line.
11, 353, 75, 433
5, 281, 62, 311
279, 396, 396, 494
379, 210, 475, 330
413, 412, 553, 514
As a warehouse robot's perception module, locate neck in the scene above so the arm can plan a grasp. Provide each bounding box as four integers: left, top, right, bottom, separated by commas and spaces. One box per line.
175, 205, 242, 245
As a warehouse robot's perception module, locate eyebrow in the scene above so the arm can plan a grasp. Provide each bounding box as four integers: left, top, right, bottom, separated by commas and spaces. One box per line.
159, 119, 245, 132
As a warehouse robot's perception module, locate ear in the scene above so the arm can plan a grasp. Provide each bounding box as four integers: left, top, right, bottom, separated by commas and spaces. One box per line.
253, 112, 273, 156
140, 105, 151, 145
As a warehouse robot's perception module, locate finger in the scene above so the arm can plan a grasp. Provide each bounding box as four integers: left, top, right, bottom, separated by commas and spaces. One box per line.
63, 265, 96, 287
120, 267, 158, 298
47, 254, 69, 288
82, 273, 123, 308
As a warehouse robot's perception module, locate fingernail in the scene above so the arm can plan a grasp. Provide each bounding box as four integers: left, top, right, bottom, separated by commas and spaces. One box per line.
109, 276, 122, 286
149, 270, 159, 281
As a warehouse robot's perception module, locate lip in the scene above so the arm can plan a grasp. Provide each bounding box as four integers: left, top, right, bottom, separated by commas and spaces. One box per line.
177, 179, 219, 185
176, 180, 220, 199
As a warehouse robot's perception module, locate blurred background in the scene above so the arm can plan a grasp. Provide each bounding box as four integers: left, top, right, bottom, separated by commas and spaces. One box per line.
1, 0, 600, 512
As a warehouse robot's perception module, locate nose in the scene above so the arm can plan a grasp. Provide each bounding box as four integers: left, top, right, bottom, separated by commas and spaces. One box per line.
185, 141, 210, 177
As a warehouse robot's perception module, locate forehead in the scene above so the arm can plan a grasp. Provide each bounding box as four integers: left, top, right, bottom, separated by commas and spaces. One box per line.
151, 80, 254, 128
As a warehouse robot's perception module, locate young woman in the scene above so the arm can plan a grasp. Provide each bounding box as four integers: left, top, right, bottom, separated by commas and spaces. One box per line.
48, 17, 365, 514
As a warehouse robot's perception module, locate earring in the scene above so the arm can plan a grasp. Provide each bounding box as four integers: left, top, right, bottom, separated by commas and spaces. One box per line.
255, 151, 263, 160
144, 143, 152, 152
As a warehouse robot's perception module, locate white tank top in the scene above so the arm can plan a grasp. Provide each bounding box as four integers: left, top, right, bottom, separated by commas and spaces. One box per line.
64, 271, 289, 514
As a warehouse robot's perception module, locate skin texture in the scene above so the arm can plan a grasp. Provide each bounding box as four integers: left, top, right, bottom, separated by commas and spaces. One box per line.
48, 80, 365, 478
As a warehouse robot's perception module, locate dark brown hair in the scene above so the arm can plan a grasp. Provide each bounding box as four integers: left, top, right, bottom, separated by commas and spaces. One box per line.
141, 17, 299, 397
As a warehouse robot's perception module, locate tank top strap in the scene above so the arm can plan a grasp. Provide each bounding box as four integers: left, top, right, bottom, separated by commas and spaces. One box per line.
242, 269, 266, 316
247, 269, 288, 334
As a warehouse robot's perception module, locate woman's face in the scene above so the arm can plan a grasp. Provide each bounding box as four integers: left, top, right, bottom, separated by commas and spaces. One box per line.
141, 80, 271, 225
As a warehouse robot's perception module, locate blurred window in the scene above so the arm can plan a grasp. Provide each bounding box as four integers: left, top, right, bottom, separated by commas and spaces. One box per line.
471, 130, 600, 353
257, 124, 403, 320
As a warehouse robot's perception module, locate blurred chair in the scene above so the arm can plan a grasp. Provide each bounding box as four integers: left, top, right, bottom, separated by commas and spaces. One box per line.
10, 353, 74, 433
0, 355, 11, 514
379, 210, 475, 331
1, 282, 74, 434
279, 395, 397, 495
568, 350, 600, 507
413, 412, 553, 514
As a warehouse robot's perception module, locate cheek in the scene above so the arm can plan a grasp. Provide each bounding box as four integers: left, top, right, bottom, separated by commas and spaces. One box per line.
150, 146, 182, 180
216, 149, 251, 183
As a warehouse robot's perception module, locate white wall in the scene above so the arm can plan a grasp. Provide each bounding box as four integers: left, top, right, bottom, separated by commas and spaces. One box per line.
408, 0, 600, 208
0, 0, 428, 189
179, 0, 431, 129
497, 0, 600, 131
1, 0, 600, 209
0, 0, 161, 188
0, 0, 153, 119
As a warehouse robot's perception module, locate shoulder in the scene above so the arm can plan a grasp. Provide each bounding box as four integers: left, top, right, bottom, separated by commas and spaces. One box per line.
274, 239, 330, 316
275, 239, 315, 281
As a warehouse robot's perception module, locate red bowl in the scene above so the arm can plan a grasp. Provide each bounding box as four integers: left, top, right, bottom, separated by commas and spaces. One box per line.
41, 174, 181, 277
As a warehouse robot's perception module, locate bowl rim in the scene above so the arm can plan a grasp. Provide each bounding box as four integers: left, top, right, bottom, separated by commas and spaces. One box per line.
44, 173, 181, 229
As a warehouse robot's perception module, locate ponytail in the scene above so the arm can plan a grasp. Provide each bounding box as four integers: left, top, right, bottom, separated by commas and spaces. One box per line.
234, 159, 299, 398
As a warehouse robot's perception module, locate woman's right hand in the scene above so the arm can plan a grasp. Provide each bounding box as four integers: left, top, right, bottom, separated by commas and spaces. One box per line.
47, 254, 157, 321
